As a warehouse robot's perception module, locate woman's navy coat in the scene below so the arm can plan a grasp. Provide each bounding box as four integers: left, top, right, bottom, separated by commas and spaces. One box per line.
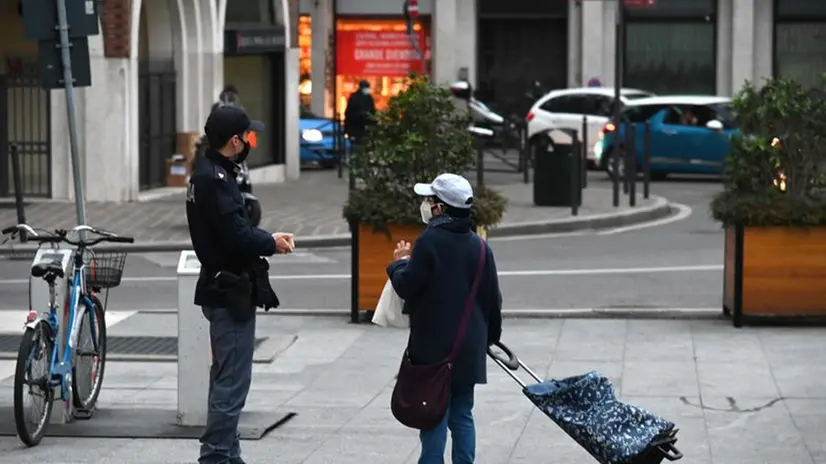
386, 216, 503, 390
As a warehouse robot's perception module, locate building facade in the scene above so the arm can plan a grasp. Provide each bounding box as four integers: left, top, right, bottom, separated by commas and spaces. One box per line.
303, 0, 826, 123
4, 0, 825, 202
0, 0, 299, 202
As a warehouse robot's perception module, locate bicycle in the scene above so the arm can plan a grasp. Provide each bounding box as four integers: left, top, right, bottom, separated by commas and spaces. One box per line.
0, 224, 134, 447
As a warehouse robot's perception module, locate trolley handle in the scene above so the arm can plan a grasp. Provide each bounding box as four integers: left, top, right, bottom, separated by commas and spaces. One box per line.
487, 341, 544, 388
487, 341, 519, 370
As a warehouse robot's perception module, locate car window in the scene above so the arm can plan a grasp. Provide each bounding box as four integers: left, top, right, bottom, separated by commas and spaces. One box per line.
663, 104, 717, 127
587, 95, 615, 117
622, 92, 654, 100
621, 104, 666, 123
709, 103, 737, 128
540, 95, 588, 114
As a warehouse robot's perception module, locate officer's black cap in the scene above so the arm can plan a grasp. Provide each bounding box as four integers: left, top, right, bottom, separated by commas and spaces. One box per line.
204, 106, 265, 148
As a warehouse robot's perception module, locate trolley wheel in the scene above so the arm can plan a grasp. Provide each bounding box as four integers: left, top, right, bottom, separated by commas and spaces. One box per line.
72, 296, 107, 412
14, 322, 55, 447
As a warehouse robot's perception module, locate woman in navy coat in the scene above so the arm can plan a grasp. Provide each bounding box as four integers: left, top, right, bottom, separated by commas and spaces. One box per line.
387, 173, 503, 464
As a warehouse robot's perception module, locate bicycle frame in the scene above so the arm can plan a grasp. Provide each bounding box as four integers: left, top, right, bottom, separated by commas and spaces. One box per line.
38, 250, 99, 400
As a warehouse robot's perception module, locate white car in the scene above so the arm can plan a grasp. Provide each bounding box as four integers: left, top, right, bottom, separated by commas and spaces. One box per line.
526, 87, 654, 167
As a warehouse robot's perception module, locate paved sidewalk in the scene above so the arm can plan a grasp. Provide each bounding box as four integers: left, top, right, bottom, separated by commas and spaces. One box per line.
0, 169, 668, 248
0, 316, 823, 463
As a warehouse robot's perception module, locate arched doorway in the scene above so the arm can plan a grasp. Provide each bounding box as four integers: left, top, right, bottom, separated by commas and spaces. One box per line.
136, 0, 179, 191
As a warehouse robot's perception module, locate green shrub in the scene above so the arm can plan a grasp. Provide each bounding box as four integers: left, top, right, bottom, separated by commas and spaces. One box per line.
710, 76, 826, 226
343, 75, 508, 232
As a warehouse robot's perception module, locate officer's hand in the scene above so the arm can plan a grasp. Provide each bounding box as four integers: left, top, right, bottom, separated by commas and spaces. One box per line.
393, 240, 412, 261
273, 233, 295, 254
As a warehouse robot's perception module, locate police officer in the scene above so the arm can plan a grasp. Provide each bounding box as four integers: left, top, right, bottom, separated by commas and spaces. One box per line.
186, 105, 294, 464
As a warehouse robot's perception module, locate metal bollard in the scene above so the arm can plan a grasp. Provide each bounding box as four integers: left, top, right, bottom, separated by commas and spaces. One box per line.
612, 139, 620, 208
522, 126, 530, 184
643, 122, 651, 199
570, 134, 580, 216
622, 127, 630, 195
476, 137, 485, 187
627, 124, 637, 207
348, 141, 356, 192
336, 120, 344, 179
580, 115, 588, 189
349, 218, 360, 323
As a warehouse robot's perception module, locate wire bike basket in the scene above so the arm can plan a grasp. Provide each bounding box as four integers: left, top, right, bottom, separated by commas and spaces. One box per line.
84, 251, 128, 290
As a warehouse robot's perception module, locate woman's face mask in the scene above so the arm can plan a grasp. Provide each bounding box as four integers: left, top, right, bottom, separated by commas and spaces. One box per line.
361, 87, 371, 95
420, 200, 433, 224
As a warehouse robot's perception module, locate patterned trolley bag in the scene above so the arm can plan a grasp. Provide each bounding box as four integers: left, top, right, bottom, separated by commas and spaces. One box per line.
488, 342, 683, 464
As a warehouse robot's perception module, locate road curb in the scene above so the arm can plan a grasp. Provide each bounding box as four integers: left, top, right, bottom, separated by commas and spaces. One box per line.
135, 307, 723, 320
0, 195, 671, 254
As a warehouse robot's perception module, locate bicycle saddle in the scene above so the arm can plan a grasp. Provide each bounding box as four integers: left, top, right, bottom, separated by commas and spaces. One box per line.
30, 261, 64, 280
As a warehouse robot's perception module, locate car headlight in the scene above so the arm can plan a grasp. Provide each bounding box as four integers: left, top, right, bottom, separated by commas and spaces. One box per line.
301, 129, 323, 143
593, 140, 603, 160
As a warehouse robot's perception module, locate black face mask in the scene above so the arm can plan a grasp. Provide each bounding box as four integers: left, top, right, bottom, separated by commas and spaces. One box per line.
235, 140, 251, 164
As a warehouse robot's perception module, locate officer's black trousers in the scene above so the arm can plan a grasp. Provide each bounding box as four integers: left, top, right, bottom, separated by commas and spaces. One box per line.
198, 306, 255, 464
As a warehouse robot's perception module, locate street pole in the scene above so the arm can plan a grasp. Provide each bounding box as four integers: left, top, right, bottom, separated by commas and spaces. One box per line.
56, 0, 87, 226
611, 0, 624, 208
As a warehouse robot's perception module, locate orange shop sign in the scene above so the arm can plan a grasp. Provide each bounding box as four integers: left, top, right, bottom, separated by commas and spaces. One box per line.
336, 29, 426, 77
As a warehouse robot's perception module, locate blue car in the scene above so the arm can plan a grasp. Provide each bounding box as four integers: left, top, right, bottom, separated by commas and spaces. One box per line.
300, 110, 351, 167
595, 96, 738, 180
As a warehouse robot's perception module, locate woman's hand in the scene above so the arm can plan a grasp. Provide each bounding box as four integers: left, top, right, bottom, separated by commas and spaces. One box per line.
393, 240, 412, 261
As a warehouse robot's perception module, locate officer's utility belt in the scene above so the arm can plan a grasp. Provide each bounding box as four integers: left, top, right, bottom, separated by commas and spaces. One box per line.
203, 268, 255, 320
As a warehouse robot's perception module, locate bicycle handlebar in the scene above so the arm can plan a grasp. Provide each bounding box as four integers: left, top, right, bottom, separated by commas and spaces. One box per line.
2, 224, 135, 247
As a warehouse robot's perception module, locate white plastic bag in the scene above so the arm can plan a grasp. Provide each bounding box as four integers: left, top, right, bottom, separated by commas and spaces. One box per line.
372, 279, 409, 328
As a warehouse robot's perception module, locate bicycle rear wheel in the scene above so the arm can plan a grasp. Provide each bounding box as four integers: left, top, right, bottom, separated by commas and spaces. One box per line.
14, 322, 55, 447
72, 296, 107, 411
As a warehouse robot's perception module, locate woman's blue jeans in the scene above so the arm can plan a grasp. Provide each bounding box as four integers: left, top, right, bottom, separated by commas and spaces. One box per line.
418, 388, 476, 464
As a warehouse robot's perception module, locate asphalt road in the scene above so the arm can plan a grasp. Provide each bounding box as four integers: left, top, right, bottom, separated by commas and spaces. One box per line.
0, 174, 725, 315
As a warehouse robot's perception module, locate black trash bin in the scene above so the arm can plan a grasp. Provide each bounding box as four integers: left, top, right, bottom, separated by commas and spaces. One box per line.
532, 129, 582, 207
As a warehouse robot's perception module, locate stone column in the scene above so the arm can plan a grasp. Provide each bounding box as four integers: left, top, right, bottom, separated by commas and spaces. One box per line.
310, 0, 332, 116
454, 0, 476, 86
731, 0, 755, 94
432, 0, 457, 85
285, 47, 301, 180
716, 0, 733, 95
568, 0, 583, 87
580, 0, 605, 86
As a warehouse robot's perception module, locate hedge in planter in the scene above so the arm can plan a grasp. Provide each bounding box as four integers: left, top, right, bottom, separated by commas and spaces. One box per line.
343, 75, 508, 311
711, 77, 826, 326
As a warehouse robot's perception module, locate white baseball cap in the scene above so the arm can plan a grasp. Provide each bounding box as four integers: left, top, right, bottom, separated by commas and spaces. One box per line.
413, 173, 474, 209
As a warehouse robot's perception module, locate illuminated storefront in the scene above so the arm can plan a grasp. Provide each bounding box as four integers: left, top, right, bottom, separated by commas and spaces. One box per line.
299, 14, 430, 120
298, 15, 312, 111
334, 19, 430, 118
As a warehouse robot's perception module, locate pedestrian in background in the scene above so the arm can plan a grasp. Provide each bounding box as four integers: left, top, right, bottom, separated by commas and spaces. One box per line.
387, 173, 503, 464
186, 104, 295, 464
344, 79, 376, 144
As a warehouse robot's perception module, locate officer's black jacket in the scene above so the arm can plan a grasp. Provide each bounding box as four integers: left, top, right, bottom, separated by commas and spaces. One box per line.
186, 149, 276, 308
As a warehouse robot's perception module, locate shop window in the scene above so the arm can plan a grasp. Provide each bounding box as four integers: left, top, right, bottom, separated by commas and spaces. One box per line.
775, 23, 826, 89
335, 18, 431, 119
226, 0, 274, 24
776, 0, 826, 19
298, 15, 312, 111
624, 0, 715, 18
624, 22, 716, 94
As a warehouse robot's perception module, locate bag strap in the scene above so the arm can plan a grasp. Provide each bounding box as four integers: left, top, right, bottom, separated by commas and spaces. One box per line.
448, 238, 487, 360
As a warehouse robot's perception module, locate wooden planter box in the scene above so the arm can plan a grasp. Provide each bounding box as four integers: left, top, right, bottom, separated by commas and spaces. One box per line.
723, 225, 826, 326
355, 223, 423, 312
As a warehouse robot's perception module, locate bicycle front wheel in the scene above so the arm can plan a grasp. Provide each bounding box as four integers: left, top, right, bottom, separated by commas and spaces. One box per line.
14, 323, 55, 447
72, 296, 107, 411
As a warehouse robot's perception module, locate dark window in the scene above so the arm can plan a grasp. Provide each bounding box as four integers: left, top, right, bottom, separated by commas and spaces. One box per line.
623, 92, 655, 100
709, 103, 737, 128
624, 22, 716, 94
540, 95, 587, 114
662, 104, 716, 127
586, 95, 615, 117
478, 0, 567, 18
775, 23, 826, 89
625, 0, 715, 18
776, 0, 826, 19
622, 104, 667, 122
225, 0, 274, 24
